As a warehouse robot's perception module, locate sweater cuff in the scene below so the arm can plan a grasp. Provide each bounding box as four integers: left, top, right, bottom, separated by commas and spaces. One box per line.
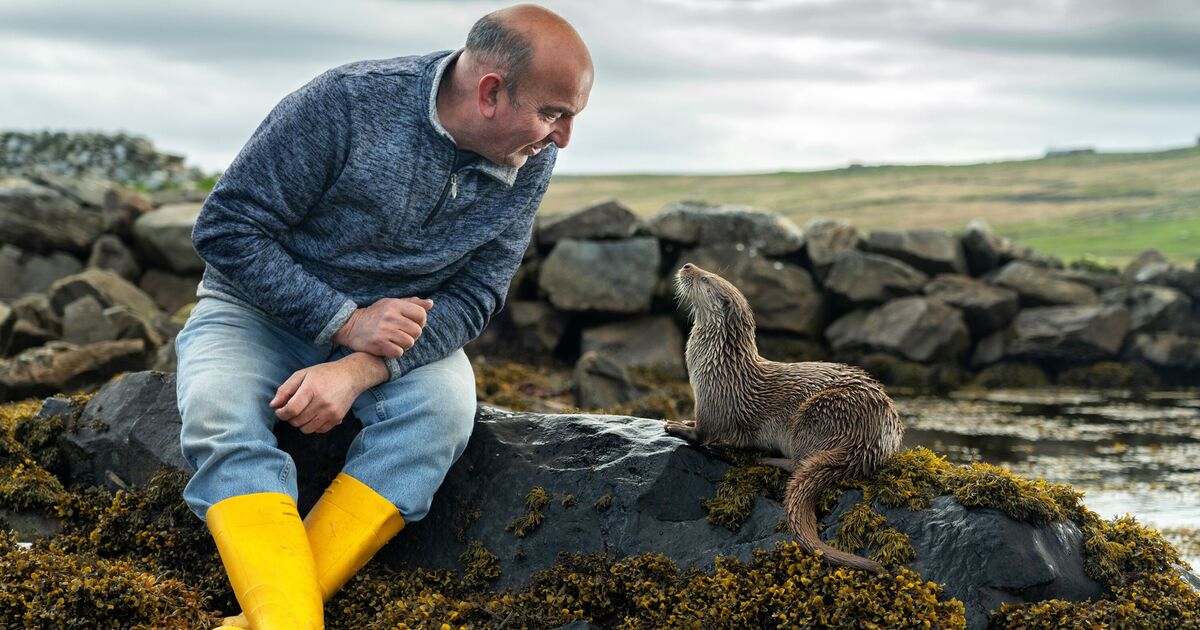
315, 298, 358, 346
384, 356, 406, 381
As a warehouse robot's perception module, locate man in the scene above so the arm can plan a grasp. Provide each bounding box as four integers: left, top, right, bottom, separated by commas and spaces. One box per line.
174, 5, 593, 629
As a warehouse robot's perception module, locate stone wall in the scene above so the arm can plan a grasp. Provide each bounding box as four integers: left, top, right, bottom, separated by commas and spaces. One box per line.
2, 167, 1199, 402
0, 131, 209, 191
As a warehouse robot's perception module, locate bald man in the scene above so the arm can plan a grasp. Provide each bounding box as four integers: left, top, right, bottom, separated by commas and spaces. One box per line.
174, 6, 592, 629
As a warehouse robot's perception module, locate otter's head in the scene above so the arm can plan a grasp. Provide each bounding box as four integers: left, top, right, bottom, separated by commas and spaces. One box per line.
674, 263, 754, 325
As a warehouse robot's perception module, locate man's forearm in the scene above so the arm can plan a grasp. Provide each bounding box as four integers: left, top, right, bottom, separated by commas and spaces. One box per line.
338, 351, 390, 389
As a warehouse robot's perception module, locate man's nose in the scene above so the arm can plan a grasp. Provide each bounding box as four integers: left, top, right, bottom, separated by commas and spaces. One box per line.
550, 116, 573, 149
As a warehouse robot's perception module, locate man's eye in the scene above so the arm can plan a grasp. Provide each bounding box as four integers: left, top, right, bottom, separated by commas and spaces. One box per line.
541, 112, 559, 122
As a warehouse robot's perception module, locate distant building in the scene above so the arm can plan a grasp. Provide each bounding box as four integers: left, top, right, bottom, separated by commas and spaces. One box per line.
1045, 146, 1096, 158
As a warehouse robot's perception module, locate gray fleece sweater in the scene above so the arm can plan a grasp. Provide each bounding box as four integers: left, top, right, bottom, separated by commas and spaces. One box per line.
193, 50, 557, 380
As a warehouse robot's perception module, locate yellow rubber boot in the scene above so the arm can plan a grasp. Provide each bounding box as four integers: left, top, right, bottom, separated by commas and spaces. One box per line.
304, 473, 406, 600
220, 474, 404, 629
206, 493, 324, 630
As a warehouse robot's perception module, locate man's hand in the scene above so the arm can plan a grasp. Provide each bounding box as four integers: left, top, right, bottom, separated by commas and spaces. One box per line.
333, 297, 434, 358
269, 352, 389, 434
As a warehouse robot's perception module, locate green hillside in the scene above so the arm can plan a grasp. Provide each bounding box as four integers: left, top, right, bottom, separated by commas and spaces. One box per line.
541, 145, 1200, 266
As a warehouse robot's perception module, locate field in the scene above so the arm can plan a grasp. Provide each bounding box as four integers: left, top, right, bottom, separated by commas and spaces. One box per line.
541, 145, 1200, 266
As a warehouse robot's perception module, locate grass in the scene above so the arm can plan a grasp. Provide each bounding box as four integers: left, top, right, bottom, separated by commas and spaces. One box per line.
540, 145, 1200, 267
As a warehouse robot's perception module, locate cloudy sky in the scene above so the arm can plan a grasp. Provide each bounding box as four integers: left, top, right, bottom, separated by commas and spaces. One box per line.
2, 0, 1198, 174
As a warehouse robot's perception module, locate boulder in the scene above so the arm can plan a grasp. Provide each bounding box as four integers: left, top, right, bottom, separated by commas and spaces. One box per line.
536, 199, 637, 246
641, 201, 804, 256
992, 261, 1098, 307
678, 245, 827, 336
28, 167, 114, 208
1130, 262, 1200, 302
825, 297, 970, 363
11, 293, 60, 334
131, 202, 205, 273
0, 339, 146, 402
969, 331, 1008, 368
538, 238, 660, 313
1121, 249, 1167, 282
960, 219, 1008, 276
504, 300, 568, 355
0, 176, 105, 254
48, 268, 160, 321
754, 332, 828, 363
0, 244, 84, 301
923, 274, 1019, 335
1101, 285, 1194, 334
864, 229, 967, 275
580, 316, 685, 376
1005, 304, 1131, 363
86, 234, 141, 282
103, 187, 155, 236
825, 492, 1102, 629
61, 296, 117, 345
801, 218, 861, 280
572, 350, 642, 409
138, 269, 200, 315
1127, 332, 1200, 370
1048, 268, 1122, 293
104, 305, 166, 349
823, 250, 928, 306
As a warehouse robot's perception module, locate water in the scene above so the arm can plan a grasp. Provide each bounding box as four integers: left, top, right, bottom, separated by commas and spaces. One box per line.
898, 388, 1200, 566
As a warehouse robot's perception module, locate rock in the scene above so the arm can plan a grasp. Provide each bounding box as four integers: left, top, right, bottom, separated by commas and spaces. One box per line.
1121, 249, 1167, 282
0, 302, 14, 356
86, 234, 141, 281
1049, 268, 1122, 293
960, 219, 1007, 276
61, 371, 190, 488
28, 167, 114, 208
822, 250, 928, 307
61, 296, 117, 345
1130, 262, 1200, 302
0, 176, 106, 254
1006, 304, 1131, 363
138, 269, 200, 315
825, 297, 969, 363
678, 245, 827, 336
1007, 243, 1064, 269
641, 201, 804, 256
505, 300, 568, 355
572, 350, 642, 409
538, 238, 660, 313
383, 406, 791, 589
823, 492, 1103, 630
852, 352, 966, 392
1101, 285, 1194, 334
0, 339, 146, 402
992, 261, 1098, 307
969, 331, 1008, 368
580, 316, 685, 376
48, 268, 160, 321
864, 229, 967, 275
103, 187, 155, 236
104, 305, 165, 349
801, 218, 861, 280
11, 293, 60, 334
131, 202, 205, 273
536, 199, 637, 246
1127, 332, 1200, 370
51, 370, 359, 511
0, 244, 83, 301
6, 320, 57, 357
924, 274, 1019, 335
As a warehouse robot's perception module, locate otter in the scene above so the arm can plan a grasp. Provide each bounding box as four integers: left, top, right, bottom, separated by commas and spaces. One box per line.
667, 262, 904, 574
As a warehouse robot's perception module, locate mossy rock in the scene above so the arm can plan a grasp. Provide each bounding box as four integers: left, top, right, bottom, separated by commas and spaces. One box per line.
968, 362, 1050, 389
1056, 361, 1160, 389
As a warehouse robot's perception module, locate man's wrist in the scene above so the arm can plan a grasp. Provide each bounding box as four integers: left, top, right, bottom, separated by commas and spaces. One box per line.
338, 350, 390, 388
331, 309, 360, 346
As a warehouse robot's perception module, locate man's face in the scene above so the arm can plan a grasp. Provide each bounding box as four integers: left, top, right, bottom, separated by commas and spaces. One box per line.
487, 66, 592, 168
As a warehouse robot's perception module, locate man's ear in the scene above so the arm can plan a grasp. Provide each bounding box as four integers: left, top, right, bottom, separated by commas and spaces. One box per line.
477, 73, 503, 119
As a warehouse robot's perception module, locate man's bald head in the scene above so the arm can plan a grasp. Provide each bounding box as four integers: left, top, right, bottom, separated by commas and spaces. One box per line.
463, 4, 592, 106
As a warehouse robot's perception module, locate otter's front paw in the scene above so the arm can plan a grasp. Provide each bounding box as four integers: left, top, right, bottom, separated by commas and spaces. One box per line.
664, 420, 702, 444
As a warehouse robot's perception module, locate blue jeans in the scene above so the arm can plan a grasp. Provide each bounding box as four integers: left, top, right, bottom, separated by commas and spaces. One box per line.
175, 297, 476, 522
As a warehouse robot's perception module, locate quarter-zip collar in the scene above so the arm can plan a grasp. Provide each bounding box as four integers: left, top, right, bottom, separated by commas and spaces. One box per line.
426, 49, 520, 188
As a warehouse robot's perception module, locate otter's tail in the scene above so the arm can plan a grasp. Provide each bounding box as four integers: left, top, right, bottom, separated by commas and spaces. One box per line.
783, 449, 884, 574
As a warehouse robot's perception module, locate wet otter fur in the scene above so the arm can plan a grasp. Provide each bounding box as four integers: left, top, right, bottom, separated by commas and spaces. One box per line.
668, 263, 904, 574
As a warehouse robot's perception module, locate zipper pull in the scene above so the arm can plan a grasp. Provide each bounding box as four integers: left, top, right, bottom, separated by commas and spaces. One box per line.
450, 173, 458, 200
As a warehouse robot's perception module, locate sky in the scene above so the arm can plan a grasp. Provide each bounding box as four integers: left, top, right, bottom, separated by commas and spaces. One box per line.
1, 0, 1198, 175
